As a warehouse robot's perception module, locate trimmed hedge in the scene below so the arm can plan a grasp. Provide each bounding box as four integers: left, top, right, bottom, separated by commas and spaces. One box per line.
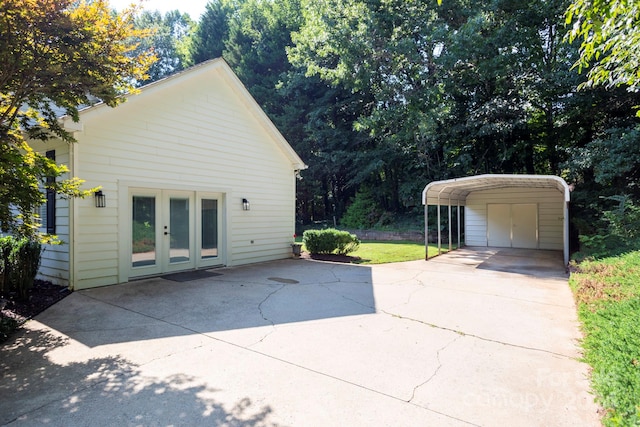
303, 229, 360, 255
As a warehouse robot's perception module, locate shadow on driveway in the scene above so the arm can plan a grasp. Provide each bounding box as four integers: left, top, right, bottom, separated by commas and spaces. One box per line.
0, 327, 278, 426
34, 260, 375, 348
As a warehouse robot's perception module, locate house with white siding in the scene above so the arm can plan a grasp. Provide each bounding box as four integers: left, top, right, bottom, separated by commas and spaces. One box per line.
422, 174, 571, 266
29, 58, 306, 290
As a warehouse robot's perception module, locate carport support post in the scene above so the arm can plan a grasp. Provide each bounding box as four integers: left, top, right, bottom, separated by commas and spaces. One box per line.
564, 201, 570, 266
457, 200, 461, 249
448, 199, 452, 251
437, 198, 442, 255
424, 203, 429, 260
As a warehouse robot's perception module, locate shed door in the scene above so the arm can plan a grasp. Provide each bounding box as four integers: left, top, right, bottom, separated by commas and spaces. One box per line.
487, 204, 511, 247
487, 203, 538, 249
512, 203, 538, 248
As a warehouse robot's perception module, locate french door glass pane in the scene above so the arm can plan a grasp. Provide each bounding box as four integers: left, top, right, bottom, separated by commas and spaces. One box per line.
132, 196, 156, 267
170, 197, 190, 263
201, 199, 218, 259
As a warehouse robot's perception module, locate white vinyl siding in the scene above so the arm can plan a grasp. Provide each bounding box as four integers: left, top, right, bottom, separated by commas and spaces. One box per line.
465, 187, 564, 250
28, 140, 71, 286
70, 64, 298, 289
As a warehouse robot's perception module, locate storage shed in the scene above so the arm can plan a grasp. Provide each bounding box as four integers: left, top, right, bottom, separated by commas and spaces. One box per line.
422, 174, 571, 266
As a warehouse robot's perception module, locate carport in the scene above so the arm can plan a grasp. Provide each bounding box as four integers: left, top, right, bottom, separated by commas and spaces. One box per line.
422, 174, 571, 266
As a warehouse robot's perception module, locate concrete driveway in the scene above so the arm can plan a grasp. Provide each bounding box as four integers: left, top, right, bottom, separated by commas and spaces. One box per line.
1, 248, 601, 426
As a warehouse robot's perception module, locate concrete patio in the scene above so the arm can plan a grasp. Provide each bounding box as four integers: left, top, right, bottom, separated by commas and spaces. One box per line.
0, 248, 601, 426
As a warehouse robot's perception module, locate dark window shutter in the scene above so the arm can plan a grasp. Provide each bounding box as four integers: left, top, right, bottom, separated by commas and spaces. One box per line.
45, 150, 56, 234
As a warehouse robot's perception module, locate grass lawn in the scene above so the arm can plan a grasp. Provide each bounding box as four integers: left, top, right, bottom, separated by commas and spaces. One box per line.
350, 240, 452, 264
569, 250, 640, 425
295, 236, 453, 264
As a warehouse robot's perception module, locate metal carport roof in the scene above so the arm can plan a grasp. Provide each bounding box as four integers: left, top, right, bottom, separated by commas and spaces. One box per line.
422, 174, 570, 206
421, 174, 571, 266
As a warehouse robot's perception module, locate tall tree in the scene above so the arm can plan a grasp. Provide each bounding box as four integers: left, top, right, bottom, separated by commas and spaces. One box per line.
188, 0, 236, 65
290, 0, 640, 223
0, 0, 155, 238
134, 10, 194, 84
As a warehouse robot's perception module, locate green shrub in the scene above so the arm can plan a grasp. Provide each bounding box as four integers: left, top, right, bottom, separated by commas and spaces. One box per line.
0, 315, 19, 343
0, 236, 13, 296
6, 238, 42, 301
575, 195, 640, 260
303, 229, 360, 255
602, 195, 640, 240
340, 190, 382, 229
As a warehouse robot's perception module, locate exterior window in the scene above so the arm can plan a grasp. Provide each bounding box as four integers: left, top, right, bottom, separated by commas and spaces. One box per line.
201, 199, 218, 258
45, 150, 56, 234
132, 196, 156, 267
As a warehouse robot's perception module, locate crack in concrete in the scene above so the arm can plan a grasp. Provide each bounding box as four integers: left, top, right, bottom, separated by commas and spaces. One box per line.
20, 286, 484, 427
318, 283, 375, 311
401, 282, 427, 306
139, 342, 210, 367
408, 335, 462, 403
253, 284, 286, 344
382, 310, 575, 359
257, 284, 285, 325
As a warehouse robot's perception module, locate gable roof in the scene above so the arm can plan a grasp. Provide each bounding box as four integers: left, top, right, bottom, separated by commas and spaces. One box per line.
61, 58, 307, 170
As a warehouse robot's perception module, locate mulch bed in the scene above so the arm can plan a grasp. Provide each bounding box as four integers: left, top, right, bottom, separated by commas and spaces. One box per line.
1, 280, 71, 325
300, 252, 361, 263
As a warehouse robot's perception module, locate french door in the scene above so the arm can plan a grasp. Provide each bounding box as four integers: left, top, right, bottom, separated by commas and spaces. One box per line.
130, 189, 221, 278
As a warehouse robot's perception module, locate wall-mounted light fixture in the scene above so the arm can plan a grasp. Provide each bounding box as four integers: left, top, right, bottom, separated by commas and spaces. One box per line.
242, 198, 250, 211
94, 190, 106, 208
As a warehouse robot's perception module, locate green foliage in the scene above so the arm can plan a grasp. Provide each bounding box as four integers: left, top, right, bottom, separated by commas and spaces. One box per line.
0, 0, 156, 239
350, 241, 431, 264
570, 251, 640, 425
134, 10, 194, 84
601, 196, 640, 240
581, 298, 640, 426
0, 315, 19, 344
0, 236, 13, 295
0, 236, 42, 301
566, 0, 640, 94
570, 126, 640, 190
340, 190, 383, 229
303, 229, 360, 255
187, 0, 235, 65
575, 196, 640, 260
576, 234, 625, 261
132, 220, 155, 253
182, 0, 640, 232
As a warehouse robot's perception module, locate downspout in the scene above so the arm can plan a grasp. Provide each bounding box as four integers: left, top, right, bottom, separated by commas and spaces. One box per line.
69, 139, 79, 290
